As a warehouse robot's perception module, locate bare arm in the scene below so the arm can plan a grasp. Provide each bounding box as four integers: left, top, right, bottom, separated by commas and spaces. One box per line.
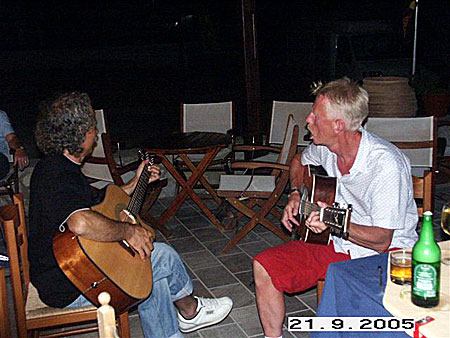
306, 201, 393, 253
281, 153, 305, 231
120, 160, 161, 196
5, 133, 29, 170
66, 209, 154, 260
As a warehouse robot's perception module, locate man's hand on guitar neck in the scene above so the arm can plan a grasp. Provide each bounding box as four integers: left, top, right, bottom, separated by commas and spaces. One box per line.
304, 201, 329, 234
125, 226, 154, 260
281, 194, 329, 234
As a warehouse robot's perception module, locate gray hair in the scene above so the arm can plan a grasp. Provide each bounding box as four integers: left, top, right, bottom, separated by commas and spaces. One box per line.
311, 77, 369, 131
35, 92, 96, 156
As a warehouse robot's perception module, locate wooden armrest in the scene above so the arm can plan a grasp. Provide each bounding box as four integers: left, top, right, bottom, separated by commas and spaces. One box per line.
84, 156, 109, 164
392, 141, 434, 149
233, 144, 281, 153
231, 161, 290, 171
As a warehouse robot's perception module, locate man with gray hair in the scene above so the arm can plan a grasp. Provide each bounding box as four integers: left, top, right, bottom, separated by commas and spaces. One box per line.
253, 77, 418, 338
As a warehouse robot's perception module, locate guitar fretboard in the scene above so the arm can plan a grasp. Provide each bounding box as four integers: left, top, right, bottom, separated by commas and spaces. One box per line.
127, 156, 154, 217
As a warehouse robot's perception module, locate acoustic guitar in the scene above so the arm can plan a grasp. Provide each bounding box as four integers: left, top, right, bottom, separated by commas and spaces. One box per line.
294, 165, 352, 245
53, 152, 158, 314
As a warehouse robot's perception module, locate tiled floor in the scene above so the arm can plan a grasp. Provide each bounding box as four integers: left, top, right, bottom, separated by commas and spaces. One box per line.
1, 183, 450, 337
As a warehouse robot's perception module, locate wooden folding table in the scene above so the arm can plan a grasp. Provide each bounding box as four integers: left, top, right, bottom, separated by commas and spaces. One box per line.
144, 132, 230, 235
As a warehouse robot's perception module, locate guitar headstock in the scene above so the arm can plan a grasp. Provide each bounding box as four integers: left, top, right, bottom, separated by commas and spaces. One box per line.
321, 203, 352, 239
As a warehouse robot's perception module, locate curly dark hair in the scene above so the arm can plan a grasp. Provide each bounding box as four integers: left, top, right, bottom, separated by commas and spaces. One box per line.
35, 92, 96, 156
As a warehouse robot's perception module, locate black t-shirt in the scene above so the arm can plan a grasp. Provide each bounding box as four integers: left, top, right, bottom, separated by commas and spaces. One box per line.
28, 155, 97, 308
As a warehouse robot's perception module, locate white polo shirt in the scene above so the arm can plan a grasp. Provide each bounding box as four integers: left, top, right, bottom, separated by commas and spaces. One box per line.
302, 128, 418, 258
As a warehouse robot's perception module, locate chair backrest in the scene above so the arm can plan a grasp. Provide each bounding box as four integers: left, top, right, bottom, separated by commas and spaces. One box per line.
365, 116, 436, 212
269, 101, 312, 147
365, 116, 436, 172
181, 101, 233, 133
81, 109, 121, 184
277, 114, 299, 166
413, 171, 433, 217
0, 194, 30, 335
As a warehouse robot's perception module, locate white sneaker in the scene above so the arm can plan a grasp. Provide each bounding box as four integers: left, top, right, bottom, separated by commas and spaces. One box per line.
177, 296, 233, 333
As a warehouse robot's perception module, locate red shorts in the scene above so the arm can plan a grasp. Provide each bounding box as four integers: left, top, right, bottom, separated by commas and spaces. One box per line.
254, 241, 350, 294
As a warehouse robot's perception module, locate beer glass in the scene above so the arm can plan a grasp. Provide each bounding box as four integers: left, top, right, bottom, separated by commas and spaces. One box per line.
390, 249, 412, 285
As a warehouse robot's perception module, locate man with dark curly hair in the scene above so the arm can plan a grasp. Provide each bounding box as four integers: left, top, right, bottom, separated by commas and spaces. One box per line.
29, 92, 232, 337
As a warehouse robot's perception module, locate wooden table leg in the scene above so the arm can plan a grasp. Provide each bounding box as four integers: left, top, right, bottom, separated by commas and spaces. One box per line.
154, 149, 225, 232
180, 154, 222, 205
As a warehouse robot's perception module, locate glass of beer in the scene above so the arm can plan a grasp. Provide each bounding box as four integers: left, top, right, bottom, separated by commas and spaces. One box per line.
390, 249, 412, 285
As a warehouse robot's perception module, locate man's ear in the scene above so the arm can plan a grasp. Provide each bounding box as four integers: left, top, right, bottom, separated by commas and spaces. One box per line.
333, 119, 346, 134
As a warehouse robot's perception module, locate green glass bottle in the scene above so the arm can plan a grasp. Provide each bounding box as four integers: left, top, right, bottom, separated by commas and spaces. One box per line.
411, 211, 441, 308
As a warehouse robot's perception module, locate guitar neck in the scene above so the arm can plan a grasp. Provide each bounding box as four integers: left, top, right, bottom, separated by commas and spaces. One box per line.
127, 162, 151, 217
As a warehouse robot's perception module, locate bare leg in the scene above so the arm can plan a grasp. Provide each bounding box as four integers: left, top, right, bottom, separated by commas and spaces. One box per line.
254, 260, 285, 336
174, 295, 198, 319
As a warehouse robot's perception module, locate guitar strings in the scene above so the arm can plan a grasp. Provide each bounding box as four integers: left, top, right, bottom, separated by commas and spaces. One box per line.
128, 157, 153, 217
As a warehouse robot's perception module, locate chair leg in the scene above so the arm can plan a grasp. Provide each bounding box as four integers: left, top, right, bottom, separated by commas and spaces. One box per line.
117, 312, 130, 338
317, 279, 325, 305
222, 198, 290, 253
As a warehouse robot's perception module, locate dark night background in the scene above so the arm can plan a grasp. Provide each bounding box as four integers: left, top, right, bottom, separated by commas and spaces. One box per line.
1, 1, 449, 157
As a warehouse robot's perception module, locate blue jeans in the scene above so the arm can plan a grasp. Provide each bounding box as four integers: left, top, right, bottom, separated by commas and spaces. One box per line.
67, 242, 193, 338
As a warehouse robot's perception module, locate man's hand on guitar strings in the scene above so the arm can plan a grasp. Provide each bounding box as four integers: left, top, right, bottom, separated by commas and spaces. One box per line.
125, 226, 154, 260
281, 192, 301, 231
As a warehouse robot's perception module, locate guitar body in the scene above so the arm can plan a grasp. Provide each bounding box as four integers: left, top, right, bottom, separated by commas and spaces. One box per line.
296, 166, 338, 245
53, 184, 154, 314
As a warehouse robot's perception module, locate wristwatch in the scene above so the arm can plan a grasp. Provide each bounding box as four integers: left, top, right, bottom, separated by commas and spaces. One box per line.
288, 187, 301, 197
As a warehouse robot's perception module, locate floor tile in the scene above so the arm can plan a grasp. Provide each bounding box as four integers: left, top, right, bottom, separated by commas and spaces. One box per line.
192, 279, 214, 298
230, 304, 263, 337
238, 240, 272, 257
181, 215, 214, 230
194, 265, 238, 288
181, 250, 221, 271
168, 236, 204, 253
198, 323, 247, 338
191, 227, 228, 242
218, 252, 253, 274
202, 239, 244, 256
234, 270, 255, 293
210, 283, 255, 309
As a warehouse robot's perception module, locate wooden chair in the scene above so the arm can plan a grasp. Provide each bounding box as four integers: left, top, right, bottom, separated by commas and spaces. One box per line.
82, 109, 167, 232
174, 101, 234, 191
316, 167, 434, 304
365, 116, 436, 211
0, 150, 19, 201
251, 101, 312, 163
0, 194, 131, 337
217, 114, 299, 253
97, 292, 119, 338
81, 109, 140, 190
